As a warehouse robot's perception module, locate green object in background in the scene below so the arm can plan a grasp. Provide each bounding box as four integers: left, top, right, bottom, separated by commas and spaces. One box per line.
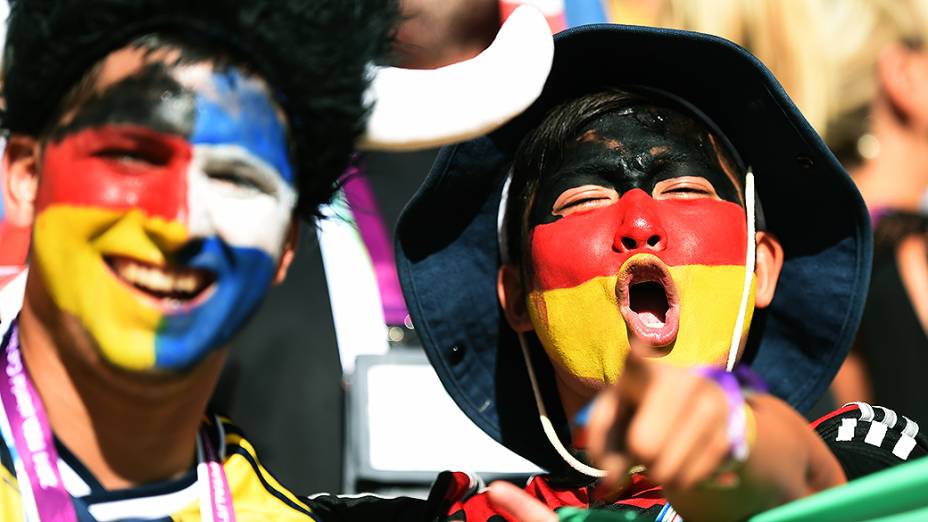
558, 507, 649, 522
750, 456, 928, 522
859, 505, 928, 522
557, 457, 928, 522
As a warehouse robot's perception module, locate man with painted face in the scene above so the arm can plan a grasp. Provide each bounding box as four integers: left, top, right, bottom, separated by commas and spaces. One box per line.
0, 2, 395, 519
396, 25, 927, 522
0, 0, 559, 520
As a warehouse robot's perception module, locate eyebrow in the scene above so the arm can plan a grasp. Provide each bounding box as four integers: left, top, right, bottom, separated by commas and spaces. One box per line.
549, 159, 623, 185
550, 148, 691, 182
648, 149, 689, 166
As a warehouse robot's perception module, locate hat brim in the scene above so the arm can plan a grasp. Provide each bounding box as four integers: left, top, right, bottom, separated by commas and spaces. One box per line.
397, 24, 871, 472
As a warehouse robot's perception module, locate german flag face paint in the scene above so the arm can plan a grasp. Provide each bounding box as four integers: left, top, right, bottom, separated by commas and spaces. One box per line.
522, 106, 753, 387
32, 63, 296, 372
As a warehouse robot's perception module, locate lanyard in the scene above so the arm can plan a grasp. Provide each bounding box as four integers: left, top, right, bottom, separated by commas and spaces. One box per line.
341, 169, 409, 326
0, 320, 236, 522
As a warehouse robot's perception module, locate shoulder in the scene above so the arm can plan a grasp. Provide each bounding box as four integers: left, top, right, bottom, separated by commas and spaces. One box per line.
215, 417, 319, 520
220, 419, 441, 521
811, 402, 928, 480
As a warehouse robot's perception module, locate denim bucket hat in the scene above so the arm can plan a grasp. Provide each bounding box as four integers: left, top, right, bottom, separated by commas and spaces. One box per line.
396, 24, 871, 474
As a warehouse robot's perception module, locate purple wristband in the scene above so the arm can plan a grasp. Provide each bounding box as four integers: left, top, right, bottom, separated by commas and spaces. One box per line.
697, 366, 767, 462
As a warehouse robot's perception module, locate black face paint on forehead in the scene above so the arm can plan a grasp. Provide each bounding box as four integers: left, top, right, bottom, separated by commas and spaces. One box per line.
528, 104, 743, 228
48, 63, 196, 143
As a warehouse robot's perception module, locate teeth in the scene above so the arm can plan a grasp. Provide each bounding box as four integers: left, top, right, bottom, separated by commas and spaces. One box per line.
174, 275, 198, 293
114, 260, 206, 295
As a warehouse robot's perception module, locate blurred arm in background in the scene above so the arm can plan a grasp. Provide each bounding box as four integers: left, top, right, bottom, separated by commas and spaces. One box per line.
393, 0, 500, 69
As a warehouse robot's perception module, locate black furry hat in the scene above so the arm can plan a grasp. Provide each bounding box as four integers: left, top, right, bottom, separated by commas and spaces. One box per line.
2, 0, 397, 220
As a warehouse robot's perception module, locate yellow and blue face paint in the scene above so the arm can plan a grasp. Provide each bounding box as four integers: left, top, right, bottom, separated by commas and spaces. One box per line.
32, 64, 296, 372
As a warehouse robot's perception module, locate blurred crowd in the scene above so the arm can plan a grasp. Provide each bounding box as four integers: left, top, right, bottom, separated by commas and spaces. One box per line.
606, 0, 928, 425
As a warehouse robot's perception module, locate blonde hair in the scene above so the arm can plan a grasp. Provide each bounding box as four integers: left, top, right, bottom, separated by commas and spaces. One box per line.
605, 0, 830, 134
814, 0, 928, 164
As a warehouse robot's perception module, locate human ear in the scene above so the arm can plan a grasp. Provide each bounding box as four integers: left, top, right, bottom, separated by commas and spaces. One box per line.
497, 263, 534, 332
2, 135, 41, 227
272, 217, 299, 285
878, 44, 928, 128
754, 231, 784, 309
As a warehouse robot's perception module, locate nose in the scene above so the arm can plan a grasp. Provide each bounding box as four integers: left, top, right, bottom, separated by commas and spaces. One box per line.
613, 189, 666, 253
144, 212, 191, 254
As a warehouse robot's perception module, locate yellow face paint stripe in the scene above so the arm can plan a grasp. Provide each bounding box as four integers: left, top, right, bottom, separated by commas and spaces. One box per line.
528, 265, 755, 383
33, 205, 189, 370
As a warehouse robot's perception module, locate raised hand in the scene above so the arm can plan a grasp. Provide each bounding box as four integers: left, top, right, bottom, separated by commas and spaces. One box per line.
584, 352, 738, 493
582, 351, 845, 522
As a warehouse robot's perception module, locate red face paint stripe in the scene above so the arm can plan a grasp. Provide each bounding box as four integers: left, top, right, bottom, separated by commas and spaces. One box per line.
529, 196, 747, 291
37, 125, 192, 222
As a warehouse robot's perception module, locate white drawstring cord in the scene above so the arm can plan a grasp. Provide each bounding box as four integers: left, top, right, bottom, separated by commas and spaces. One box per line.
726, 169, 757, 371
500, 176, 602, 477
517, 332, 607, 478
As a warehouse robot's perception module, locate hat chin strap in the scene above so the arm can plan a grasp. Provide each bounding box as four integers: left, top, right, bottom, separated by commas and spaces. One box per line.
517, 331, 607, 478
501, 174, 605, 478
726, 168, 757, 371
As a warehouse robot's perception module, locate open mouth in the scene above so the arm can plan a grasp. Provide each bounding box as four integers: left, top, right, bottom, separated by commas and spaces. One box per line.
615, 255, 680, 347
105, 255, 216, 309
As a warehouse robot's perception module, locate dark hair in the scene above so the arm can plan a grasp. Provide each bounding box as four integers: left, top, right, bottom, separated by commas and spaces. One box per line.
503, 88, 746, 264
2, 0, 398, 220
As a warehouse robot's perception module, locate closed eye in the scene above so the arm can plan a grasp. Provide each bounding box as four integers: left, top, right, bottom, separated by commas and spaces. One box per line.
653, 177, 719, 200
92, 141, 173, 169
552, 185, 619, 217
207, 171, 265, 192
204, 163, 276, 197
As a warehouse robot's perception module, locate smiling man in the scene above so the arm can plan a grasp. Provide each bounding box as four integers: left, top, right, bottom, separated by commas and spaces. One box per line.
33, 60, 298, 373
0, 1, 395, 514
396, 25, 927, 522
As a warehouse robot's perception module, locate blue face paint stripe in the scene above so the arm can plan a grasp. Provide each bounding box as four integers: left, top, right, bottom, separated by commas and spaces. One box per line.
153, 240, 276, 370
190, 70, 294, 185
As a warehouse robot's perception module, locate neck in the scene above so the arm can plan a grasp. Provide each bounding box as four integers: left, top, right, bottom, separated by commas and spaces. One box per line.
17, 275, 227, 490
552, 369, 600, 442
852, 102, 928, 211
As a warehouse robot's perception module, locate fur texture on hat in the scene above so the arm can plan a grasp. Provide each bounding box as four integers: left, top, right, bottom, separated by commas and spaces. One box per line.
2, 0, 397, 219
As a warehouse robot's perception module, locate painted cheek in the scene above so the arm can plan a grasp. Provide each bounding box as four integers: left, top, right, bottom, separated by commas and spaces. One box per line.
154, 238, 277, 370
528, 211, 617, 292
661, 199, 748, 267
37, 127, 192, 222
663, 268, 755, 368
527, 278, 629, 384
529, 195, 747, 290
185, 146, 297, 262
32, 207, 163, 370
